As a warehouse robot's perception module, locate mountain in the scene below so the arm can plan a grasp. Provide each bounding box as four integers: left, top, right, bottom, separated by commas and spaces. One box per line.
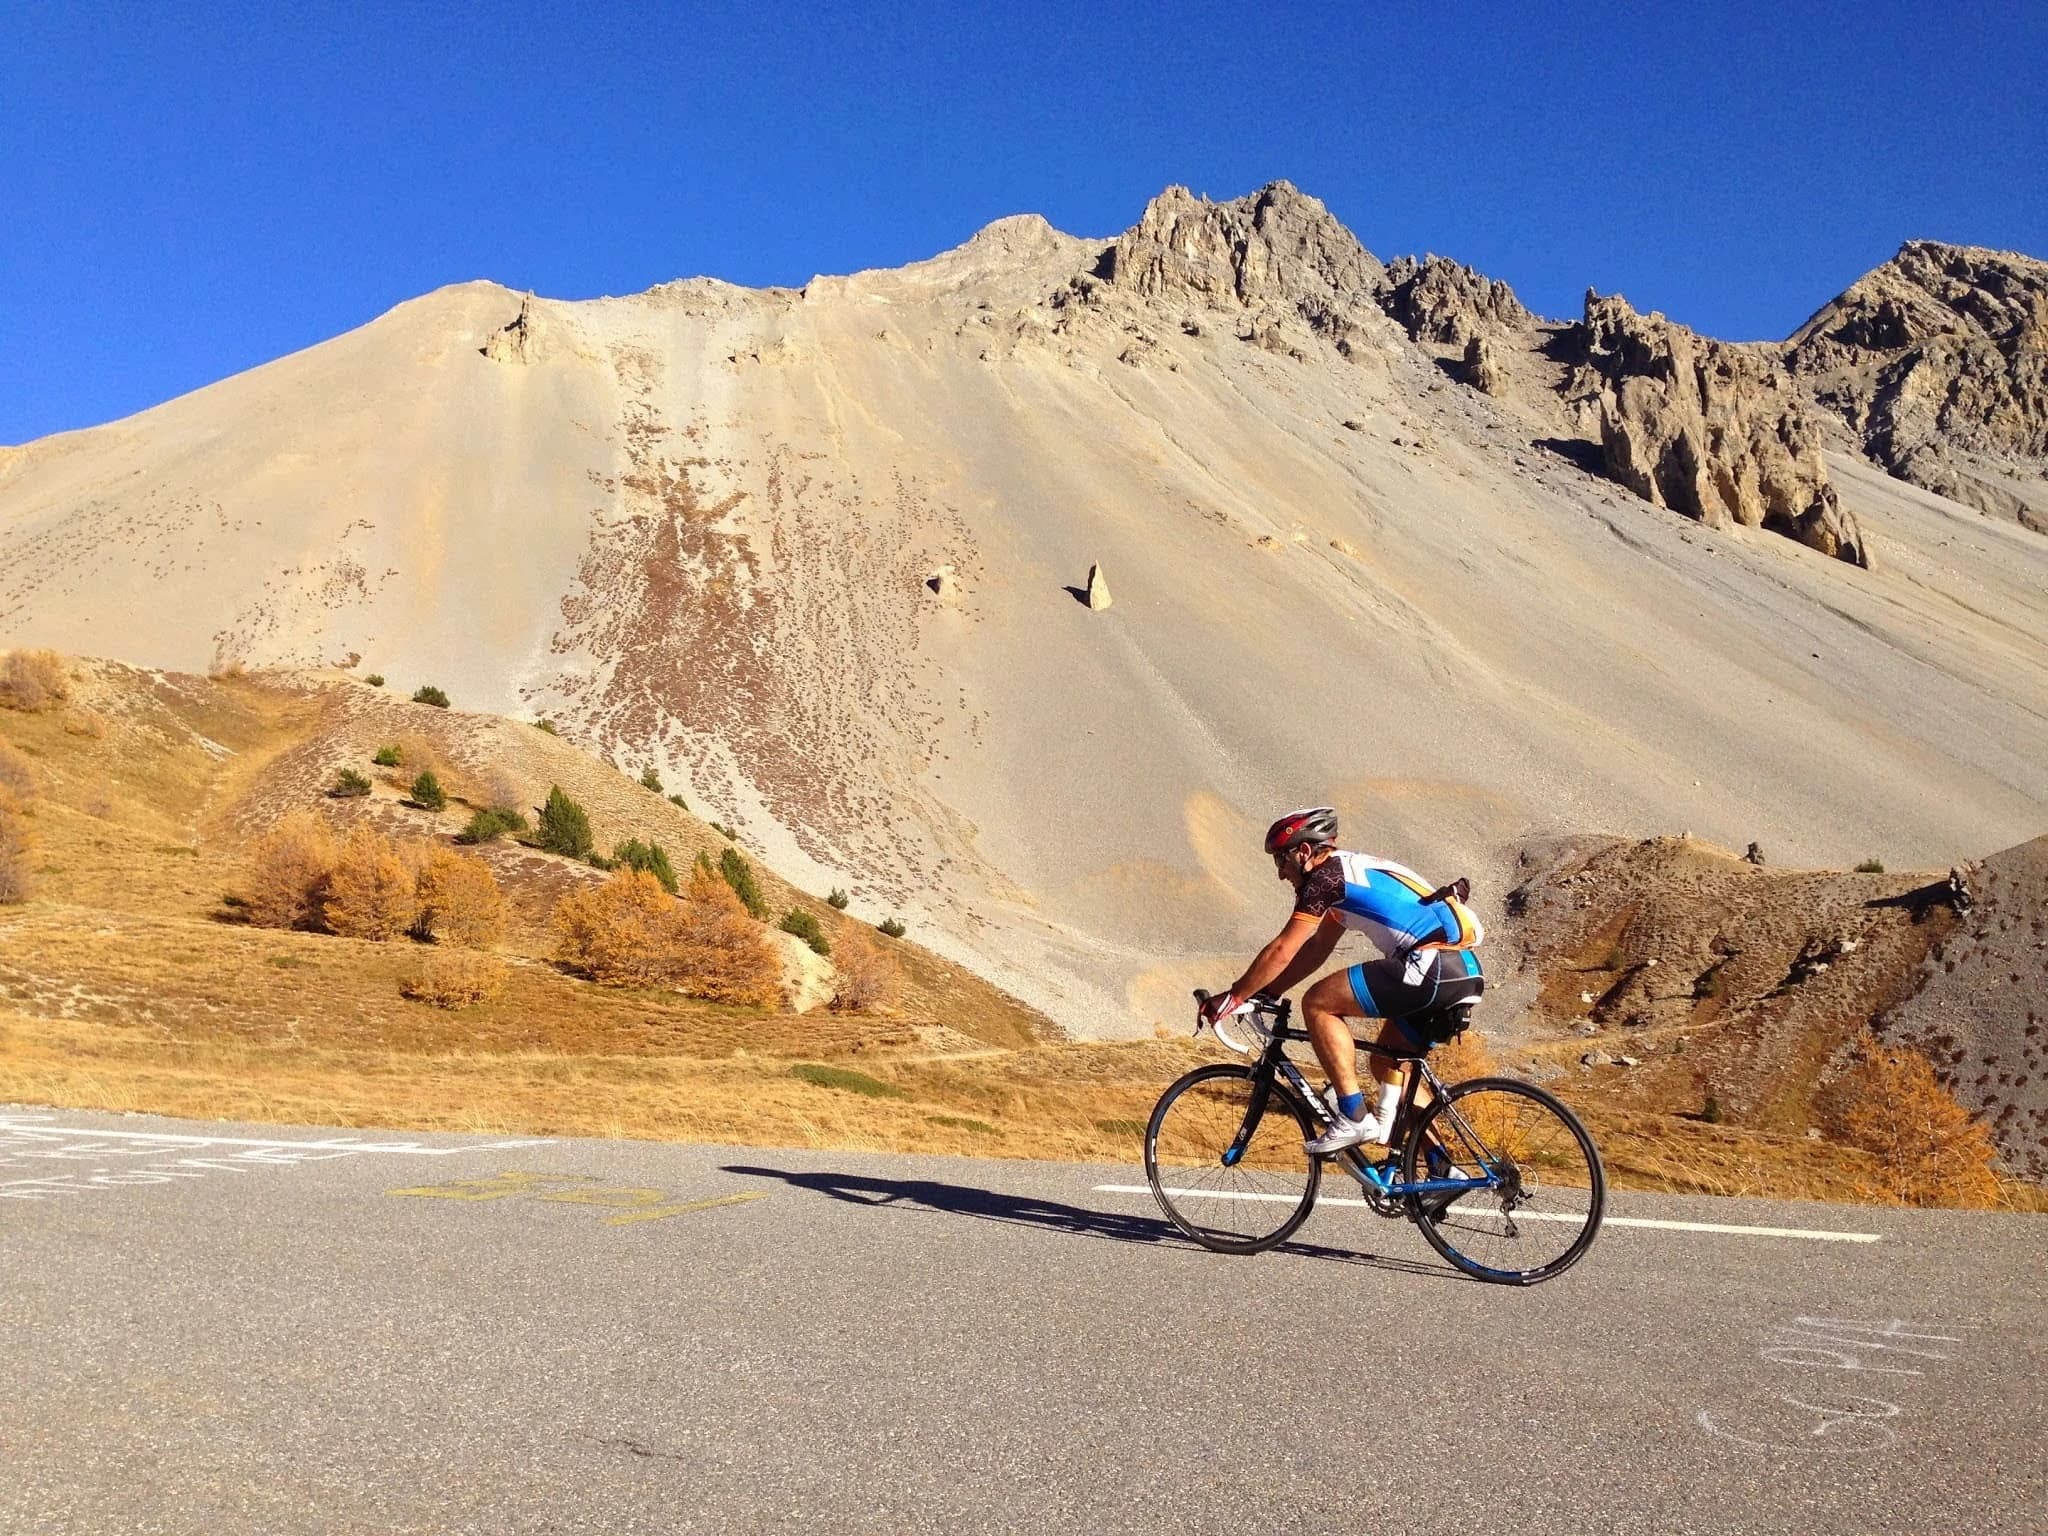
4, 183, 2047, 1035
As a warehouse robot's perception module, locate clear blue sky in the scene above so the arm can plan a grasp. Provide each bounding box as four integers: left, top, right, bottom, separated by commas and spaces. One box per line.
4, 1, 2044, 444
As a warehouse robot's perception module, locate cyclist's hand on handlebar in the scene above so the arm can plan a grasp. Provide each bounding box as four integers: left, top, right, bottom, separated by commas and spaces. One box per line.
1196, 989, 1239, 1027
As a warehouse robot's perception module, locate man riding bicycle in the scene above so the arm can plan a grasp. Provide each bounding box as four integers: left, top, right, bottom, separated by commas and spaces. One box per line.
1198, 807, 1484, 1155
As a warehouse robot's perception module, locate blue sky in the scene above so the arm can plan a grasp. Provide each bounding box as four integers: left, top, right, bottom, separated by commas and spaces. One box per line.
4, 1, 2044, 444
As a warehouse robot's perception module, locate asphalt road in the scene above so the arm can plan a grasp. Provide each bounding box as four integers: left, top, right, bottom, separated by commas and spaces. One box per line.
2, 1106, 2042, 1536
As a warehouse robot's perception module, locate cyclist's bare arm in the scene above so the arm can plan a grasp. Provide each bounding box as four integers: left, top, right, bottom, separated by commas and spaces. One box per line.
1225, 912, 1336, 1003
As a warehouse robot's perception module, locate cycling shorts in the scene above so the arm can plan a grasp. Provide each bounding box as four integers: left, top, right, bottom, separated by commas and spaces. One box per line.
1344, 947, 1484, 1047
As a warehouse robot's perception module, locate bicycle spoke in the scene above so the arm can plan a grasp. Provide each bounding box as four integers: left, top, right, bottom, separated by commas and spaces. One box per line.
1146, 1067, 1319, 1252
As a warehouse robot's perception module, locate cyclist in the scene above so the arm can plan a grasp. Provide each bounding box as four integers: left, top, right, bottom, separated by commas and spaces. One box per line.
1198, 807, 1484, 1155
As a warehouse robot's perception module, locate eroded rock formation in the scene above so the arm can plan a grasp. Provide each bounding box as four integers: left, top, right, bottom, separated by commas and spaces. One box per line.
1567, 293, 1867, 566
1785, 241, 2048, 527
1381, 254, 1532, 346
482, 291, 546, 364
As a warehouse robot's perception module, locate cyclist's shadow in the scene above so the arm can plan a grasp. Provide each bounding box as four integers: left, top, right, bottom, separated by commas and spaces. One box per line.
720, 1164, 1458, 1280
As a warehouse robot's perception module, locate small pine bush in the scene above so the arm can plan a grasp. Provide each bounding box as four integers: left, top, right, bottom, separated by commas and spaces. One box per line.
1838, 1037, 2000, 1206
779, 908, 831, 956
878, 917, 907, 939
826, 887, 850, 910
535, 785, 593, 858
0, 788, 34, 904
243, 812, 337, 931
409, 770, 447, 812
789, 1062, 907, 1100
710, 821, 735, 840
639, 765, 663, 792
667, 792, 689, 812
364, 674, 385, 688
0, 650, 69, 713
412, 685, 451, 708
614, 837, 679, 894
332, 768, 372, 798
1701, 1094, 1722, 1125
324, 826, 418, 941
399, 950, 506, 1008
718, 845, 768, 920
412, 846, 506, 949
1854, 858, 1885, 874
373, 745, 402, 767
456, 805, 527, 844
830, 928, 903, 1014
534, 718, 558, 735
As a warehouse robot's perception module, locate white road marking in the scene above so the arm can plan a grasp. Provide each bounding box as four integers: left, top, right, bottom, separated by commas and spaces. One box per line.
0, 1117, 550, 1155
1093, 1185, 1883, 1243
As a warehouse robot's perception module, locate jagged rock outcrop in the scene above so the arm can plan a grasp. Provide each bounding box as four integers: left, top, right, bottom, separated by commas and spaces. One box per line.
1568, 293, 1868, 566
1380, 254, 1532, 346
1784, 241, 2048, 528
1462, 334, 1506, 395
481, 292, 546, 363
1092, 182, 1394, 363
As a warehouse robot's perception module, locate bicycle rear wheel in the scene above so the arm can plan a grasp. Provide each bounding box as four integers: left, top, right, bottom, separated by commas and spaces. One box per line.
1402, 1076, 1604, 1285
1145, 1064, 1319, 1254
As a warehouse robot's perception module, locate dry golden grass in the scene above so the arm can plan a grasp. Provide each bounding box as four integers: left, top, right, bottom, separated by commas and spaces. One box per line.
0, 649, 69, 713
0, 739, 32, 799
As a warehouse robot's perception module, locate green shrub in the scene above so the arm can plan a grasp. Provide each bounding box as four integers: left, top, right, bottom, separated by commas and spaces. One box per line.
719, 846, 768, 919
364, 674, 385, 688
614, 837, 679, 894
826, 887, 850, 910
372, 745, 401, 768
533, 718, 558, 735
1701, 1094, 1723, 1125
789, 1063, 907, 1100
779, 908, 831, 956
585, 851, 617, 871
639, 765, 663, 792
709, 821, 735, 840
878, 917, 907, 939
412, 685, 450, 708
409, 770, 447, 812
929, 1114, 999, 1135
331, 768, 372, 798
457, 805, 527, 844
534, 785, 593, 858
667, 792, 688, 812
1854, 858, 1885, 874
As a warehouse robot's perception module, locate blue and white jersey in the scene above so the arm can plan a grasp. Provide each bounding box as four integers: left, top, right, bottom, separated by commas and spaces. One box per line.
1292, 849, 1483, 958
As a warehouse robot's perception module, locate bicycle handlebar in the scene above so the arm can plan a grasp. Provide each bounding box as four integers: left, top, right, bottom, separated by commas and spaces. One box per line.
1192, 988, 1289, 1056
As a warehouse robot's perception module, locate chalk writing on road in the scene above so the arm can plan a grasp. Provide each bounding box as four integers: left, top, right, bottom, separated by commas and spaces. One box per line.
1696, 1316, 1974, 1455
386, 1169, 772, 1227
0, 1115, 549, 1204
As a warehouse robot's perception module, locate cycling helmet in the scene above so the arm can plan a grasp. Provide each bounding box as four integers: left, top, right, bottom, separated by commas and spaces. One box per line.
1264, 806, 1338, 855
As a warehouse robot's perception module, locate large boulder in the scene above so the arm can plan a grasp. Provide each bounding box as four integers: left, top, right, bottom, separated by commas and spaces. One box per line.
1568, 292, 1868, 566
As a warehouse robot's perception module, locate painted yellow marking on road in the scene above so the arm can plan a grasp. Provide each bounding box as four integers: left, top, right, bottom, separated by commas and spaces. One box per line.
385, 1170, 771, 1226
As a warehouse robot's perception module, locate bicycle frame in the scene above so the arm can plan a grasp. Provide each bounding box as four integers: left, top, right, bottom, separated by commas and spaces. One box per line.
1208, 996, 1500, 1205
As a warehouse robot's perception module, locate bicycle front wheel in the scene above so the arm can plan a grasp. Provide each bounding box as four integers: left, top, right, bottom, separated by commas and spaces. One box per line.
1145, 1064, 1319, 1254
1402, 1076, 1604, 1285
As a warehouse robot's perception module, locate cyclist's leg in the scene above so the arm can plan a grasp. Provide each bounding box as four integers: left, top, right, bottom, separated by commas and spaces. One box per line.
1302, 955, 1431, 1102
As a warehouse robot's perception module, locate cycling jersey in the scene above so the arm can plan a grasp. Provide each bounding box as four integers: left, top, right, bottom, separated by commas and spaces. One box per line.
1291, 849, 1483, 957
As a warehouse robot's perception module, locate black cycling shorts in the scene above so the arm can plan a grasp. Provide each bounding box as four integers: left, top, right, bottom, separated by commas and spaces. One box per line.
1344, 947, 1484, 1046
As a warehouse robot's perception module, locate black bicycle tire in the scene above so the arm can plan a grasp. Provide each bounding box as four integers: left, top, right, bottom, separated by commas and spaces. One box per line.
1401, 1075, 1605, 1285
1145, 1063, 1321, 1254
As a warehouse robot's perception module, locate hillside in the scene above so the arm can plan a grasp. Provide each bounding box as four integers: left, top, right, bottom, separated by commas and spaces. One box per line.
3, 184, 2046, 1035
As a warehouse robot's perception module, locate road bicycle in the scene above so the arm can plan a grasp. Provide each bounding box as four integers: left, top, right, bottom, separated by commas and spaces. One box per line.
1144, 991, 1604, 1284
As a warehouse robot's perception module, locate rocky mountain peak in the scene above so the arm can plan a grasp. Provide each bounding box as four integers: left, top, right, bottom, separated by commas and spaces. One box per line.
1097, 180, 1385, 313
1784, 239, 2048, 527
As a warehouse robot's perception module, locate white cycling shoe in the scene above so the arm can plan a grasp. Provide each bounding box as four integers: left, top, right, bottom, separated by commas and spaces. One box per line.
1304, 1110, 1390, 1157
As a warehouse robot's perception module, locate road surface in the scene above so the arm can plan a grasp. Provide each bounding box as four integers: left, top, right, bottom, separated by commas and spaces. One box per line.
2, 1107, 2041, 1535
